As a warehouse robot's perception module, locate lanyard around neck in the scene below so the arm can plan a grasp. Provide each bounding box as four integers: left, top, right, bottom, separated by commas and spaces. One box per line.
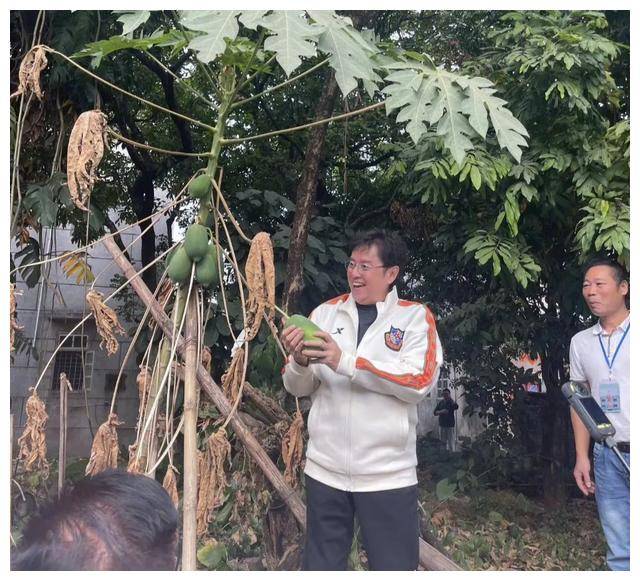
598, 323, 630, 373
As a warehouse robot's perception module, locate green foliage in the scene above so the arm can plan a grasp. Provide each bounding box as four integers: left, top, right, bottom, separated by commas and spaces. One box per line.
307, 11, 382, 96
180, 11, 243, 63
14, 237, 41, 288
261, 11, 321, 76
197, 538, 228, 570
383, 57, 529, 163
114, 10, 151, 36
463, 230, 541, 286
73, 30, 188, 67
20, 173, 72, 228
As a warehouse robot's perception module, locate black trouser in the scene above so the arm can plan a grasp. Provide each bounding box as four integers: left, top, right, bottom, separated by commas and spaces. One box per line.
303, 475, 419, 571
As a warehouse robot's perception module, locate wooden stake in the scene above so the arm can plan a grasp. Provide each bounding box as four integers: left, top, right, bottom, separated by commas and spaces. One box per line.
181, 292, 199, 571
101, 236, 460, 571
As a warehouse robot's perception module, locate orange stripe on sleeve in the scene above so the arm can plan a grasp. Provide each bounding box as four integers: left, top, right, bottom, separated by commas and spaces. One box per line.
355, 305, 439, 390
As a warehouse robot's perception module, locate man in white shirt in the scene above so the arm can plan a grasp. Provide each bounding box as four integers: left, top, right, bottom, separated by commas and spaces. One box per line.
569, 257, 630, 571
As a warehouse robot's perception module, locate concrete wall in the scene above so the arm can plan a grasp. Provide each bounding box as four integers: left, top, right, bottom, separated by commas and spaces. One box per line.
11, 223, 152, 459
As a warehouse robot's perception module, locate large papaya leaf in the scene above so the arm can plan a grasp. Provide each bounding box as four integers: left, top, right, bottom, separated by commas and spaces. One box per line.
306, 11, 382, 97
180, 11, 242, 62
73, 31, 187, 67
238, 11, 269, 30
261, 11, 321, 76
457, 76, 529, 162
113, 10, 151, 36
383, 57, 529, 164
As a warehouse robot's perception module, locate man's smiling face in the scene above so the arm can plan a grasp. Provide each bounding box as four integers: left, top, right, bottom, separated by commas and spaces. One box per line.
347, 244, 399, 305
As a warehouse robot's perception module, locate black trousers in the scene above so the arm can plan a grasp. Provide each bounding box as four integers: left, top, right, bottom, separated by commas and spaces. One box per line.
303, 475, 419, 571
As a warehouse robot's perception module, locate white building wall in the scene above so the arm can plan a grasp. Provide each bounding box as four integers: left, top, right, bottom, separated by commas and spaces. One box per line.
11, 218, 164, 459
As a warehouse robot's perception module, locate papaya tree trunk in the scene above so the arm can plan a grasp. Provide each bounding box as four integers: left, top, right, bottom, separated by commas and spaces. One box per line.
181, 290, 199, 570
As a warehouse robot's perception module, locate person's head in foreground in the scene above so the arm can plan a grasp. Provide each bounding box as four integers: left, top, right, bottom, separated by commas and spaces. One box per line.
11, 469, 178, 571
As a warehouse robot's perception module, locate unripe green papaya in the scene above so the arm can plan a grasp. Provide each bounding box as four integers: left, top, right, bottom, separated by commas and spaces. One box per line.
167, 245, 193, 283
184, 224, 209, 262
188, 174, 212, 200
285, 314, 322, 340
195, 248, 219, 287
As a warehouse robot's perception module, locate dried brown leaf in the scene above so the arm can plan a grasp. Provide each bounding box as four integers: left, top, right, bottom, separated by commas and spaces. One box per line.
17, 388, 49, 477
163, 465, 180, 509
201, 346, 212, 374
66, 110, 108, 211
244, 232, 275, 341
10, 284, 24, 352
86, 290, 125, 356
135, 364, 151, 423
127, 443, 143, 474
14, 46, 48, 100
85, 413, 122, 476
281, 409, 304, 489
196, 428, 231, 538
156, 278, 174, 310
221, 347, 245, 401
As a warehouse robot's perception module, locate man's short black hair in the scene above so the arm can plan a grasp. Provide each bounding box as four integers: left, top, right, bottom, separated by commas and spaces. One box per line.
11, 469, 178, 571
583, 256, 629, 285
349, 229, 409, 272
442, 388, 451, 394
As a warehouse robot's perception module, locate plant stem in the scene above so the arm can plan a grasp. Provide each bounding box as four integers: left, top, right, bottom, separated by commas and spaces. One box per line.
143, 49, 216, 108
107, 128, 211, 158
222, 101, 385, 145
232, 57, 330, 109
41, 46, 215, 132
204, 67, 236, 181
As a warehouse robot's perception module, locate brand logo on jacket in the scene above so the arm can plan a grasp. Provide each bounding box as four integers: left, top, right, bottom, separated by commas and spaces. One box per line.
384, 326, 404, 351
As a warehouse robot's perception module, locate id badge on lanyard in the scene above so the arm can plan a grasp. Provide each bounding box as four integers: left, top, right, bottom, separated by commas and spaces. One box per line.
597, 323, 629, 414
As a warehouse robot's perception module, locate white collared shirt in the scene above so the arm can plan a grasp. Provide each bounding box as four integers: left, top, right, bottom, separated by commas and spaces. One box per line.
569, 315, 630, 442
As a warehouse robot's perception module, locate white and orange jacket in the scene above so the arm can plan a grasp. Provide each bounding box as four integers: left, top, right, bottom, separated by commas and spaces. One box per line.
282, 287, 443, 492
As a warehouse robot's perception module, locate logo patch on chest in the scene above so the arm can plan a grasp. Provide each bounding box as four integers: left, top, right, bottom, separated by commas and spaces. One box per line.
384, 326, 405, 351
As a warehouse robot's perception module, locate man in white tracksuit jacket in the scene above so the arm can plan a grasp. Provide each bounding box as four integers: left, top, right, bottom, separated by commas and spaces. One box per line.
281, 230, 443, 570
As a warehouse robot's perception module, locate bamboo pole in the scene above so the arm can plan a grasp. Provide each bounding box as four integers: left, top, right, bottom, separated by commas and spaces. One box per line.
101, 236, 460, 571
181, 291, 199, 571
58, 373, 71, 497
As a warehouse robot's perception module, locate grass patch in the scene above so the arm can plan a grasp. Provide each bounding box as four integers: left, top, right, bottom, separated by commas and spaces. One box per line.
419, 471, 607, 570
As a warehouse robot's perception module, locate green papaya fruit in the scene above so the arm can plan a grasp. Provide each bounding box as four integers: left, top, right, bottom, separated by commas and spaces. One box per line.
167, 245, 193, 283
184, 224, 209, 262
188, 174, 212, 200
285, 314, 322, 340
195, 247, 219, 287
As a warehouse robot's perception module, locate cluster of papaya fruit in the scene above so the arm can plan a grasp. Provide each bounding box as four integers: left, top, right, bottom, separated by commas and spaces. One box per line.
166, 173, 219, 288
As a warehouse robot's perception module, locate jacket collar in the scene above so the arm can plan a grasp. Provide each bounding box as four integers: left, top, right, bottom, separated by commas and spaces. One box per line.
340, 286, 399, 315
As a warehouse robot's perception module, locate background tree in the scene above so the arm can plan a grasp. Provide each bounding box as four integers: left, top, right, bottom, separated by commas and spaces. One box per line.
350, 10, 629, 504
